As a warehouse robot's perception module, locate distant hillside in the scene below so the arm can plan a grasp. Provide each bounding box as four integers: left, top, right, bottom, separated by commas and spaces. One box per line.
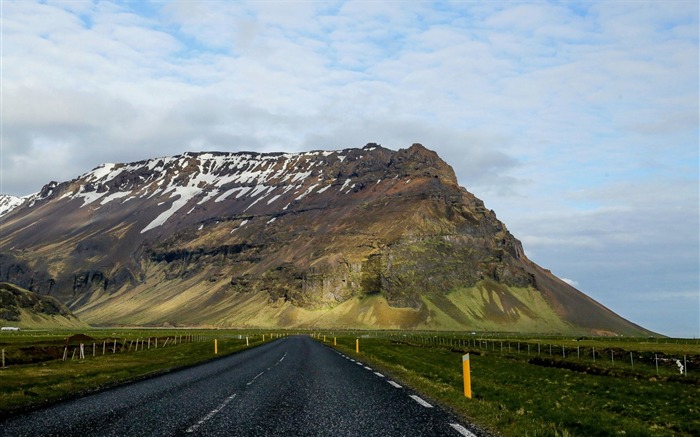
0, 143, 654, 335
0, 283, 88, 329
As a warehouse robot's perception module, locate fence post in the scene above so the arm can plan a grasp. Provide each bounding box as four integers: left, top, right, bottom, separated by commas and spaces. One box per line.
655, 354, 659, 375
630, 352, 634, 368
113, 339, 117, 353
2, 348, 5, 368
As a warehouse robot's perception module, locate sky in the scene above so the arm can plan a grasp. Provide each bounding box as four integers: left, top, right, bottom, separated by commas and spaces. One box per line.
1, 0, 698, 337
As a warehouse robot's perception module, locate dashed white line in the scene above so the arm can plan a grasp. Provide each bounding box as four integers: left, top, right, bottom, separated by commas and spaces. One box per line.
186, 393, 237, 433
246, 371, 265, 386
449, 423, 478, 437
374, 372, 385, 377
364, 366, 372, 370
410, 395, 433, 408
387, 380, 402, 388
356, 362, 363, 366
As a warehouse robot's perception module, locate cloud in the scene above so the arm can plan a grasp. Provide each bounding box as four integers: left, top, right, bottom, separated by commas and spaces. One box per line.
1, 0, 697, 336
560, 278, 579, 287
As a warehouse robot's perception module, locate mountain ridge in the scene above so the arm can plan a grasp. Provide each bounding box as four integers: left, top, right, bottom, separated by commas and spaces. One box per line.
0, 282, 88, 329
0, 143, 654, 335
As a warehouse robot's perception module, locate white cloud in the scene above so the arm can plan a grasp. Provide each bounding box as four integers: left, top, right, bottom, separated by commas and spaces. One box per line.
1, 0, 697, 336
560, 278, 579, 287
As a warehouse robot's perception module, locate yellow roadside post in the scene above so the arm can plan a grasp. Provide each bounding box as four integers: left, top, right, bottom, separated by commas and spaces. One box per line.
215, 339, 218, 355
324, 335, 326, 342
356, 338, 359, 353
334, 337, 337, 346
463, 353, 472, 398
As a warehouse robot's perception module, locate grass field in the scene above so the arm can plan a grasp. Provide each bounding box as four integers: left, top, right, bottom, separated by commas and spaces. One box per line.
2, 329, 698, 436
323, 332, 699, 436
0, 328, 279, 418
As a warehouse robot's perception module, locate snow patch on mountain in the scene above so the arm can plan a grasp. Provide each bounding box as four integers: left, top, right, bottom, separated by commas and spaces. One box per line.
0, 195, 25, 217
24, 149, 357, 232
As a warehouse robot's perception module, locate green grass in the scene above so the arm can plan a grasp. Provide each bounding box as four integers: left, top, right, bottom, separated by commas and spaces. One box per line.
323, 333, 699, 437
2, 329, 698, 436
0, 329, 279, 418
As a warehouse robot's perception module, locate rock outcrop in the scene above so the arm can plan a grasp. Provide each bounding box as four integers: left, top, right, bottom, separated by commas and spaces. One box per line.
0, 143, 654, 335
0, 283, 87, 328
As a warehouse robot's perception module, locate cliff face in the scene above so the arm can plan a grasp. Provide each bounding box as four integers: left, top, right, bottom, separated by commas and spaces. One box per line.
0, 144, 652, 335
0, 283, 87, 329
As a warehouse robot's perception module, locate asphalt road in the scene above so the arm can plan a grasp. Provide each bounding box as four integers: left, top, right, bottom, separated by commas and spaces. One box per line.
1, 336, 484, 436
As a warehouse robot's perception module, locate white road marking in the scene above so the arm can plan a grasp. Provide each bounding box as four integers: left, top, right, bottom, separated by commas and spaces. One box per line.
246, 371, 265, 386
374, 372, 385, 377
387, 380, 402, 388
246, 352, 285, 386
410, 395, 433, 408
186, 393, 237, 433
449, 423, 478, 437
364, 366, 372, 370
356, 362, 363, 365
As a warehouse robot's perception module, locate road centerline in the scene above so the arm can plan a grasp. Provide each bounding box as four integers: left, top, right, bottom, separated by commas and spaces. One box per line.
186, 393, 237, 433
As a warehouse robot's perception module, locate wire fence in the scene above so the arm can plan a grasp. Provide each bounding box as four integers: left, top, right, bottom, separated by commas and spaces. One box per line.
0, 332, 280, 368
381, 333, 698, 379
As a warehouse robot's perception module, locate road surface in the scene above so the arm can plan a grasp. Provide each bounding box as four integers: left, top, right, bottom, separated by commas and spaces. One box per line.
1, 336, 484, 436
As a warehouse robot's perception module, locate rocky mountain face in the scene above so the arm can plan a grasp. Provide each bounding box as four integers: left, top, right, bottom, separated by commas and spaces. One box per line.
0, 144, 652, 334
0, 195, 24, 218
0, 282, 87, 329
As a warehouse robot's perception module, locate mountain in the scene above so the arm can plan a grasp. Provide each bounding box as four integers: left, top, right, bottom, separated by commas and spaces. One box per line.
0, 143, 653, 335
0, 282, 88, 329
0, 195, 24, 218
